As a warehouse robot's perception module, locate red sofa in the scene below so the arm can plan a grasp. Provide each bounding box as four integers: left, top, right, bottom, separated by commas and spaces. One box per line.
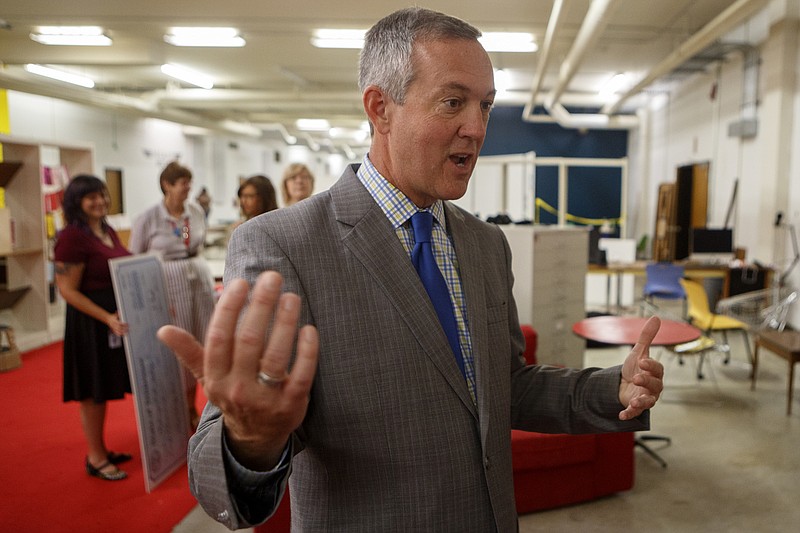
256, 326, 634, 531
513, 325, 635, 514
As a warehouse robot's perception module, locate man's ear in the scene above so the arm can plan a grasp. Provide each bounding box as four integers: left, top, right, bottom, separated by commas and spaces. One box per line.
363, 85, 391, 135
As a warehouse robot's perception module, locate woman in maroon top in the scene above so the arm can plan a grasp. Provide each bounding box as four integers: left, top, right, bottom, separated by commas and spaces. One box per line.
54, 175, 132, 481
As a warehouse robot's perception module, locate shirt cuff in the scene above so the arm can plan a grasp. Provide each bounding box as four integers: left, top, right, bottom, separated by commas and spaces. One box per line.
223, 432, 291, 524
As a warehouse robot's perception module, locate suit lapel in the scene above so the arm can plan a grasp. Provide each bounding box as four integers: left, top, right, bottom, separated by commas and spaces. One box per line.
444, 204, 491, 424
330, 168, 476, 415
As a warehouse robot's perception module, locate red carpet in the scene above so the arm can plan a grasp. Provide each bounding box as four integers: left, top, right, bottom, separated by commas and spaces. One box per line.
0, 342, 200, 533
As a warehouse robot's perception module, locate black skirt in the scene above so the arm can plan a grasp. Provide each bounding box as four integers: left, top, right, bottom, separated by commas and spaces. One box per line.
63, 288, 132, 402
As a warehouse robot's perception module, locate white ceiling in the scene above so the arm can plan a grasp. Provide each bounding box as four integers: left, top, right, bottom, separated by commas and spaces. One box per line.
0, 0, 767, 152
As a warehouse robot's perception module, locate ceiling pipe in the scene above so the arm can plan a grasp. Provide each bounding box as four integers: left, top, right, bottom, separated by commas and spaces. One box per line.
218, 119, 262, 137
548, 101, 638, 129
256, 123, 298, 145
546, 0, 623, 109
300, 132, 320, 152
147, 88, 362, 107
340, 144, 357, 160
602, 0, 769, 115
521, 0, 637, 129
522, 0, 568, 120
0, 69, 263, 138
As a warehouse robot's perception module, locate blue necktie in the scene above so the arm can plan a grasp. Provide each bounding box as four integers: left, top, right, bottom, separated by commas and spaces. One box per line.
410, 211, 466, 379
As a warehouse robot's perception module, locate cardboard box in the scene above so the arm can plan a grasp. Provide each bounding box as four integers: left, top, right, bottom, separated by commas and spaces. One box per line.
0, 326, 21, 372
0, 207, 13, 253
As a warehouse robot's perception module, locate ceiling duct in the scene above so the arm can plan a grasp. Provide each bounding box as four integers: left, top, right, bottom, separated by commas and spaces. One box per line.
728, 46, 760, 138
522, 0, 567, 120
526, 0, 767, 131
524, 0, 638, 130
0, 68, 263, 138
602, 0, 769, 115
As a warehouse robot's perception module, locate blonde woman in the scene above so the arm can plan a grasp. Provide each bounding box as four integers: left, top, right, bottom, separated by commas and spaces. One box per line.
280, 163, 315, 206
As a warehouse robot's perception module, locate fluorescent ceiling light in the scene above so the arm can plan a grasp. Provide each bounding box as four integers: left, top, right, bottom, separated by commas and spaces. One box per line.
311, 29, 537, 53
479, 32, 537, 53
165, 27, 245, 47
30, 26, 111, 46
494, 69, 511, 93
296, 118, 331, 131
329, 127, 349, 138
329, 126, 370, 143
311, 29, 366, 49
24, 64, 95, 88
161, 63, 214, 89
599, 73, 629, 99
354, 129, 369, 143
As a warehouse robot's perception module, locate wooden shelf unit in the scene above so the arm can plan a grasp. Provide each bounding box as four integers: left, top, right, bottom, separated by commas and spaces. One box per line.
0, 161, 24, 188
0, 135, 94, 351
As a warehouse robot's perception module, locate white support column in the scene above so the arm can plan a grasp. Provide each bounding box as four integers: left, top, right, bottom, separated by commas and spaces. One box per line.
753, 16, 799, 262
557, 162, 568, 227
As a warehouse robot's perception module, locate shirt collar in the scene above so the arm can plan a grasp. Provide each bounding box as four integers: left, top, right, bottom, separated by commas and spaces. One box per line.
356, 154, 446, 231
158, 201, 188, 222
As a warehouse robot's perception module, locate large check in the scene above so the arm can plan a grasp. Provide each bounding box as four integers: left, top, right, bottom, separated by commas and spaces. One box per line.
109, 253, 189, 492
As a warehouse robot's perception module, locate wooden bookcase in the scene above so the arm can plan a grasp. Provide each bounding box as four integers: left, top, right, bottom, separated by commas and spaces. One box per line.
0, 135, 94, 351
674, 162, 709, 260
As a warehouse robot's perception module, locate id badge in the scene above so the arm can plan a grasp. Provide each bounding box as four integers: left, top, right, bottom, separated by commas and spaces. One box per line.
108, 331, 122, 349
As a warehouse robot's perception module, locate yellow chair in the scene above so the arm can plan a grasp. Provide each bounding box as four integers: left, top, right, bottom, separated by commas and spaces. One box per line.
671, 335, 728, 380
679, 278, 752, 377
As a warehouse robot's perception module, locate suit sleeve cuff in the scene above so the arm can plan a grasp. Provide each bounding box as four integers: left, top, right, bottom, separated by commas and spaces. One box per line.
223, 432, 292, 525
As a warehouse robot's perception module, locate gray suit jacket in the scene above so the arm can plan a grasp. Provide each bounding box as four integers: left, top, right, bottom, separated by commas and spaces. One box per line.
189, 164, 648, 532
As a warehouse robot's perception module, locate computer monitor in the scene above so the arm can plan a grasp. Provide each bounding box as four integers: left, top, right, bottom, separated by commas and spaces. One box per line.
690, 228, 734, 255
587, 226, 606, 265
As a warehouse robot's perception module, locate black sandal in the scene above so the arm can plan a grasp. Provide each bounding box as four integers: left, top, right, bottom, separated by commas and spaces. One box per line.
86, 458, 127, 481
107, 451, 132, 465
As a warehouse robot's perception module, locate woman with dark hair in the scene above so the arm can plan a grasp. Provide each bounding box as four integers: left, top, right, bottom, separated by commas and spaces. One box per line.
237, 174, 278, 221
129, 161, 214, 429
54, 174, 132, 481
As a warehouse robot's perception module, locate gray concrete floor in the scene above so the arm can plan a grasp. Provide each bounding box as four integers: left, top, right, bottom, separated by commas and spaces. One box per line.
174, 300, 800, 533
519, 299, 800, 532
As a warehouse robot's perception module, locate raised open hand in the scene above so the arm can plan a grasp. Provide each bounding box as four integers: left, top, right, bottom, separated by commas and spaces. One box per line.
157, 271, 318, 470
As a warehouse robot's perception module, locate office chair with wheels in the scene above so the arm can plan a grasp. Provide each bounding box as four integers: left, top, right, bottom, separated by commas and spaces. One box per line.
679, 278, 752, 376
671, 334, 729, 380
640, 298, 725, 381
643, 263, 686, 316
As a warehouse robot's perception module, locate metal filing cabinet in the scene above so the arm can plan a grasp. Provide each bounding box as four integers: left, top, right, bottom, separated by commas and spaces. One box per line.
501, 225, 588, 368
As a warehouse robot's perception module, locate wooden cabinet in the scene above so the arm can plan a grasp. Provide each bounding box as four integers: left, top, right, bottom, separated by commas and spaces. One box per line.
0, 135, 94, 351
674, 162, 709, 260
501, 225, 588, 368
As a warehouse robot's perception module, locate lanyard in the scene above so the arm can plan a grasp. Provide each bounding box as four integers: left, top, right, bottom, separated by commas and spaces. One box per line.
170, 216, 190, 249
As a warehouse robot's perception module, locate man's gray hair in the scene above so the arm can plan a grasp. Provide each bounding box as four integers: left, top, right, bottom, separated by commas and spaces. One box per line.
359, 7, 481, 105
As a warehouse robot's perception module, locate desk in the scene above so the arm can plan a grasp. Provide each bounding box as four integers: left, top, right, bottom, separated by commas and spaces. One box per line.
752, 330, 800, 415
572, 316, 701, 468
587, 261, 735, 313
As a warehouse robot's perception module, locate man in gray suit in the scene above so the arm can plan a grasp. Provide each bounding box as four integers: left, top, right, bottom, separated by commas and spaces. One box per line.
158, 7, 663, 532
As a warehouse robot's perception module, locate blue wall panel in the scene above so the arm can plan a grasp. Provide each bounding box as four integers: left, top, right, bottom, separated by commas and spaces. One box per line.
481, 105, 626, 233
481, 106, 628, 157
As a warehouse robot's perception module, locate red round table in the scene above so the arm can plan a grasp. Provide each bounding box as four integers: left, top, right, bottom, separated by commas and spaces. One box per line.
571, 315, 700, 469
572, 316, 700, 347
